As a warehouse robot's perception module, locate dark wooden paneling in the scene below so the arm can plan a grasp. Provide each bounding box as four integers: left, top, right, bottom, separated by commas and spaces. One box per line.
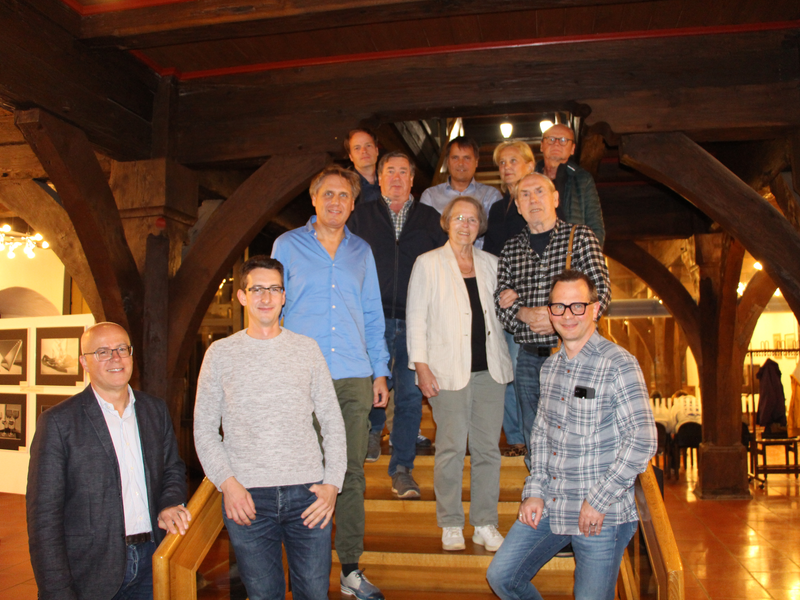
0, 0, 156, 160
80, 0, 653, 49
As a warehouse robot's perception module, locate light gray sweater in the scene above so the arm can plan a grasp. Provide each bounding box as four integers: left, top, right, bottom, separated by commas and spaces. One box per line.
194, 328, 347, 491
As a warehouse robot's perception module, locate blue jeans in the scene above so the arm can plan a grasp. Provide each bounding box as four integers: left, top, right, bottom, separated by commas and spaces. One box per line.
368, 318, 423, 476
111, 540, 155, 600
487, 516, 638, 600
223, 483, 332, 600
515, 349, 549, 469
502, 331, 523, 445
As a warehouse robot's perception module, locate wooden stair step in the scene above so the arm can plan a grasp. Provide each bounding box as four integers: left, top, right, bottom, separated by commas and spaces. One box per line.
361, 499, 520, 538
330, 550, 575, 594
364, 456, 529, 502
325, 592, 569, 600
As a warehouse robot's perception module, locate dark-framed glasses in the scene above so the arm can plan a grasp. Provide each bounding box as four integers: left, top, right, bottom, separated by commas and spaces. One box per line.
82, 345, 133, 362
543, 136, 574, 146
547, 302, 592, 316
247, 285, 285, 297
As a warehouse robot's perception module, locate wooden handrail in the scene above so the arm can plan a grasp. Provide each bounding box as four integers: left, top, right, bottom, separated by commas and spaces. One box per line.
153, 478, 223, 600
632, 464, 685, 600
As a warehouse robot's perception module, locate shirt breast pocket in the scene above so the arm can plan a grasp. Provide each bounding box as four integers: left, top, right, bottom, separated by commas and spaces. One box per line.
567, 396, 600, 437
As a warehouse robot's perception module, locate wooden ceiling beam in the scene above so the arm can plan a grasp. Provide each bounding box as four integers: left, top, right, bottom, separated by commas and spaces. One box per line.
0, 179, 104, 319
77, 0, 651, 49
173, 30, 800, 164
15, 108, 144, 347
168, 151, 329, 382
620, 131, 800, 319
1, 0, 157, 160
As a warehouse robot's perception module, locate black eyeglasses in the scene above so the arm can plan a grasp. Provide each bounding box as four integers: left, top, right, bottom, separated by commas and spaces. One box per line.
543, 136, 574, 146
547, 302, 592, 316
82, 345, 133, 362
247, 285, 285, 297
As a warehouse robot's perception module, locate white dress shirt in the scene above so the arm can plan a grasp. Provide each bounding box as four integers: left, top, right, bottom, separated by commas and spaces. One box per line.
93, 385, 152, 536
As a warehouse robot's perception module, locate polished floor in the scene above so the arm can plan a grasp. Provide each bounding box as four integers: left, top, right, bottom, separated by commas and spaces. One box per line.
2, 449, 800, 599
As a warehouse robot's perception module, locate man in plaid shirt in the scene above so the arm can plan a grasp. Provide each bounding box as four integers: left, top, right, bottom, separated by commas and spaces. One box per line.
487, 270, 656, 600
494, 172, 610, 466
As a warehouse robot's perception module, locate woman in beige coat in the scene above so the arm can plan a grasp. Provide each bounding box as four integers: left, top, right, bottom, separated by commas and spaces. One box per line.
406, 196, 513, 553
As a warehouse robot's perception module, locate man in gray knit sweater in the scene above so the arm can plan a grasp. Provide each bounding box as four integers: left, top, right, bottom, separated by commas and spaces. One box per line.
194, 256, 347, 600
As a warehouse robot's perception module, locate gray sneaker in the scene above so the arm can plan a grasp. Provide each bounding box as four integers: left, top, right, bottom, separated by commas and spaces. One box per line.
340, 569, 385, 600
365, 431, 381, 462
391, 465, 421, 499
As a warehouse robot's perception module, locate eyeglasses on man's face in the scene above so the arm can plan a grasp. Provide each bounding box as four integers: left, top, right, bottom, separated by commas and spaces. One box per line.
247, 285, 285, 298
547, 302, 593, 316
82, 345, 133, 362
543, 136, 574, 146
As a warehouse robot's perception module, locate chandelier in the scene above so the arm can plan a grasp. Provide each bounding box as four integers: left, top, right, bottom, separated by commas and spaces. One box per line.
0, 224, 50, 259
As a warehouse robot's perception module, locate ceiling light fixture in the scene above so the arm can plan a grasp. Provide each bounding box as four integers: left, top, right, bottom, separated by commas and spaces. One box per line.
0, 225, 50, 259
539, 120, 554, 133
500, 122, 513, 138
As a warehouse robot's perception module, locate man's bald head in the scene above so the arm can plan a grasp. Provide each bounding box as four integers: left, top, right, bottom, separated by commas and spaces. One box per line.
81, 322, 130, 354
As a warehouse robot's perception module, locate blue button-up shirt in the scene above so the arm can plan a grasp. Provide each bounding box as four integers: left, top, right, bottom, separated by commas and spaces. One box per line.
272, 217, 390, 381
420, 178, 502, 249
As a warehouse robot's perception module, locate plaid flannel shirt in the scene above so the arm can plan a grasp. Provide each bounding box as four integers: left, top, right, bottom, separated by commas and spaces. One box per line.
383, 195, 413, 240
494, 219, 610, 346
523, 331, 657, 534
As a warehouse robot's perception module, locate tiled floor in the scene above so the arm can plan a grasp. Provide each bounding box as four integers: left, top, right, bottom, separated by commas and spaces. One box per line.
664, 448, 800, 600
3, 449, 800, 600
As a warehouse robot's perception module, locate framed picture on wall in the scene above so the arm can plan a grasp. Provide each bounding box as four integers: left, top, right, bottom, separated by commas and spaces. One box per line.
35, 394, 71, 419
0, 329, 27, 386
36, 327, 85, 386
0, 393, 27, 450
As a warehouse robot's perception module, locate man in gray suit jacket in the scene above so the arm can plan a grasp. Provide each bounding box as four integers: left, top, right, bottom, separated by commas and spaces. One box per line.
27, 322, 190, 600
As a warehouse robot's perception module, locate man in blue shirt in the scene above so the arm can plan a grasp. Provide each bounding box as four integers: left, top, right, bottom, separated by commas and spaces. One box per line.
272, 165, 390, 600
420, 136, 502, 249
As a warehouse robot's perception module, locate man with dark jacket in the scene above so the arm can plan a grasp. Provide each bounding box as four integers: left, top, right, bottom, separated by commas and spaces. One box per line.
348, 151, 447, 498
27, 322, 189, 600
535, 124, 605, 246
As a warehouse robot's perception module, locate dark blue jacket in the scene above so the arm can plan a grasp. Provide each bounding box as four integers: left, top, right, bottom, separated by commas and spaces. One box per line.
348, 199, 447, 321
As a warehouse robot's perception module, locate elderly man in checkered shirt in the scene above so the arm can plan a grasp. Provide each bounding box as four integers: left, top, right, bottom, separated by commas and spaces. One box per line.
487, 270, 656, 600
494, 172, 610, 468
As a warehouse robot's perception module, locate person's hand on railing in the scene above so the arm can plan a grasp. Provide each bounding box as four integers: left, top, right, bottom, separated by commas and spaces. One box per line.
158, 505, 192, 535
578, 500, 605, 537
517, 496, 544, 528
221, 476, 257, 526
302, 483, 338, 529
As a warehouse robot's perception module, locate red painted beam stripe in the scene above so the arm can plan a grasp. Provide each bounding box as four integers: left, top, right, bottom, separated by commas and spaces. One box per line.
58, 0, 196, 16
127, 19, 800, 81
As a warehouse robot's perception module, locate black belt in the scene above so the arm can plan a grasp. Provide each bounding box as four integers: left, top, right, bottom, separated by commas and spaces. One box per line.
125, 532, 152, 546
521, 344, 554, 357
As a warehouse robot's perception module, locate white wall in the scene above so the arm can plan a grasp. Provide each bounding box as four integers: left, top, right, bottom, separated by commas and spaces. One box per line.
0, 314, 95, 494
0, 249, 65, 313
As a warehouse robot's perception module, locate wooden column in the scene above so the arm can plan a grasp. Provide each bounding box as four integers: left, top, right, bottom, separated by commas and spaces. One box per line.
110, 158, 198, 277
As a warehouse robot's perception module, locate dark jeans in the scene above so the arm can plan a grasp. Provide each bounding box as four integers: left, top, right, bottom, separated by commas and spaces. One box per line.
111, 540, 155, 600
515, 348, 549, 470
223, 483, 332, 600
368, 318, 423, 476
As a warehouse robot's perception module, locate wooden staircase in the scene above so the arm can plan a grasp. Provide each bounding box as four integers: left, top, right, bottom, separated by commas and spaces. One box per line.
327, 401, 576, 599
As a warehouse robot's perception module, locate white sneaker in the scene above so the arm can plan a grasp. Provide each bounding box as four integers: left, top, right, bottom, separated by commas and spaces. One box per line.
472, 525, 504, 552
442, 527, 465, 551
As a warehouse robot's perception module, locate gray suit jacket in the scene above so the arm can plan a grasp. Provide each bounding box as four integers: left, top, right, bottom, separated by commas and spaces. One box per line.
26, 385, 187, 600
